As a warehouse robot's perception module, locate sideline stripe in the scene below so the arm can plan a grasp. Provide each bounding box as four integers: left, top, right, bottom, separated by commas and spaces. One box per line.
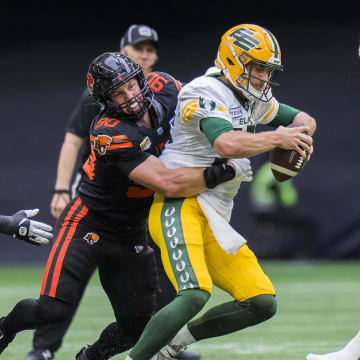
161, 198, 199, 291
40, 197, 82, 295
49, 203, 88, 297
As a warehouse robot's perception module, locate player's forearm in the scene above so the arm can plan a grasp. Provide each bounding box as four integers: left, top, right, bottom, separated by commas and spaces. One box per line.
54, 135, 83, 189
130, 157, 207, 198
214, 130, 281, 159
293, 112, 316, 136
159, 167, 207, 197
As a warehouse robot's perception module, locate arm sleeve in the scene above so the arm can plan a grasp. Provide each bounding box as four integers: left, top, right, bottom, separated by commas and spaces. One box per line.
267, 103, 301, 128
66, 88, 101, 138
200, 117, 233, 146
111, 149, 151, 176
0, 214, 14, 235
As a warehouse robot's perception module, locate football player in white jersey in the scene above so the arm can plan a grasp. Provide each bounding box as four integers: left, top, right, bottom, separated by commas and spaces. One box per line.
125, 24, 316, 360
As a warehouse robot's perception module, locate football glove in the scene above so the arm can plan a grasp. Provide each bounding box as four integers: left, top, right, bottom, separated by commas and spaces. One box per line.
229, 158, 253, 182
203, 163, 236, 189
9, 209, 53, 245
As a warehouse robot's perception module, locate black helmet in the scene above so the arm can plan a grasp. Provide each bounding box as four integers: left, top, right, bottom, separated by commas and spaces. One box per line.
87, 52, 153, 120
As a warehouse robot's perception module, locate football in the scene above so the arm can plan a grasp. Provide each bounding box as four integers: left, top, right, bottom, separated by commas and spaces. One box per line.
269, 122, 309, 182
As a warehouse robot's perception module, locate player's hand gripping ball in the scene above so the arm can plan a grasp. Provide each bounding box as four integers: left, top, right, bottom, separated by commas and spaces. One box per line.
269, 122, 309, 182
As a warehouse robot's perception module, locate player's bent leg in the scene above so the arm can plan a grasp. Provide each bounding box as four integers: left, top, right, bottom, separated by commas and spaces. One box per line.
0, 296, 72, 356
78, 322, 136, 360
0, 317, 16, 355
188, 294, 276, 340
128, 289, 210, 360
158, 226, 278, 354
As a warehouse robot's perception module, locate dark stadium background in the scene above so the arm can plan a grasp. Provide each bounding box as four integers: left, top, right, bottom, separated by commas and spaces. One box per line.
1, 3, 359, 263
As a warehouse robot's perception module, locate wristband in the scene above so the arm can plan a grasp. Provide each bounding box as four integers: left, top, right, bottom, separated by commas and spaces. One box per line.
52, 189, 70, 194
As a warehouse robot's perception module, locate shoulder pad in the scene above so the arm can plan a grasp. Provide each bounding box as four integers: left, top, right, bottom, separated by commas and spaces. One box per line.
146, 71, 182, 95
90, 115, 134, 156
146, 72, 182, 117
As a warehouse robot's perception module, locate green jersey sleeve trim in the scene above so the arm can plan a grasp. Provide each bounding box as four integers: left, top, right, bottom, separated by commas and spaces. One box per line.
267, 103, 301, 128
200, 117, 233, 146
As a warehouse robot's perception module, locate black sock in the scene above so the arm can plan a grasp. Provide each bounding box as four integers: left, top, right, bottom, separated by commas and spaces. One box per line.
85, 322, 136, 360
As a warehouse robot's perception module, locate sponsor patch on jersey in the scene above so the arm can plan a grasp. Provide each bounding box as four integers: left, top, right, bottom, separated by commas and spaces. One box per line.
94, 135, 112, 155
229, 106, 243, 119
83, 232, 99, 245
140, 136, 151, 151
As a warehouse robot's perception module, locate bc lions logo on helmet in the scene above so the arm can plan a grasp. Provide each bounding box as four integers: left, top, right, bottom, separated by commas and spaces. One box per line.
94, 135, 112, 155
87, 73, 95, 94
83, 232, 99, 245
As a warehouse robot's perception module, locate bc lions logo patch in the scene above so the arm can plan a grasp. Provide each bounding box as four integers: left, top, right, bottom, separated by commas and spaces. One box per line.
83, 232, 99, 245
94, 135, 112, 155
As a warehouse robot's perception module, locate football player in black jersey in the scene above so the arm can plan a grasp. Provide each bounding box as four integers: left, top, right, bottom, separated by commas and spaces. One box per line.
41, 25, 201, 360
0, 53, 238, 360
50, 24, 159, 219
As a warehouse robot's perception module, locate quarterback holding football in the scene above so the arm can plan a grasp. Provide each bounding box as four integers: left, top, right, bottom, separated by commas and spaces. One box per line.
125, 24, 316, 360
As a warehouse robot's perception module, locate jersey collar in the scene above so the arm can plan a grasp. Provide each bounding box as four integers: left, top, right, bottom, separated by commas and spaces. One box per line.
206, 72, 249, 109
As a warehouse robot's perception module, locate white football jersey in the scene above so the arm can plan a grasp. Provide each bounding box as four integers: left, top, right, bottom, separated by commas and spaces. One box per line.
160, 67, 280, 203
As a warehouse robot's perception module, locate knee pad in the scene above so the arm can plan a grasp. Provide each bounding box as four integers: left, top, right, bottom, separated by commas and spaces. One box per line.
36, 296, 73, 326
247, 294, 277, 322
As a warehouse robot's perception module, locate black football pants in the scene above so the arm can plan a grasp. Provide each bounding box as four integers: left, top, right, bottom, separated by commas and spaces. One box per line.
31, 197, 176, 352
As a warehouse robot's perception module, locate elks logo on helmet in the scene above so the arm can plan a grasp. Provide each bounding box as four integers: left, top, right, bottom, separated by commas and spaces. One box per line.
83, 232, 99, 245
229, 28, 260, 52
93, 135, 112, 155
87, 73, 95, 94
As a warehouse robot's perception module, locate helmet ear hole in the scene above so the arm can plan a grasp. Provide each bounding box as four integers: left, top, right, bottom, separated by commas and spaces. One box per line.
226, 57, 235, 66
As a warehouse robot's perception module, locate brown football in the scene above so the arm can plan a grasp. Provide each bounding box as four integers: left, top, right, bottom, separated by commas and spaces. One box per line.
269, 122, 309, 182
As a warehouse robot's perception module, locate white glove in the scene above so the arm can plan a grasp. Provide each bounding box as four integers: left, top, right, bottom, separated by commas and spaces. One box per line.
228, 158, 253, 182
13, 209, 54, 245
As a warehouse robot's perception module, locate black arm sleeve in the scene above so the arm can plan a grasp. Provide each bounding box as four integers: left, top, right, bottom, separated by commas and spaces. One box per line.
110, 149, 151, 177
0, 214, 15, 235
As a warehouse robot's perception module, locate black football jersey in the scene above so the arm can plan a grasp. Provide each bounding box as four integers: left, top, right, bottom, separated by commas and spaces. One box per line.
78, 72, 182, 227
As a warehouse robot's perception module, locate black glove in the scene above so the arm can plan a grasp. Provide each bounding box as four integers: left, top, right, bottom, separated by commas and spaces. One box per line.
0, 209, 53, 246
203, 163, 236, 189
